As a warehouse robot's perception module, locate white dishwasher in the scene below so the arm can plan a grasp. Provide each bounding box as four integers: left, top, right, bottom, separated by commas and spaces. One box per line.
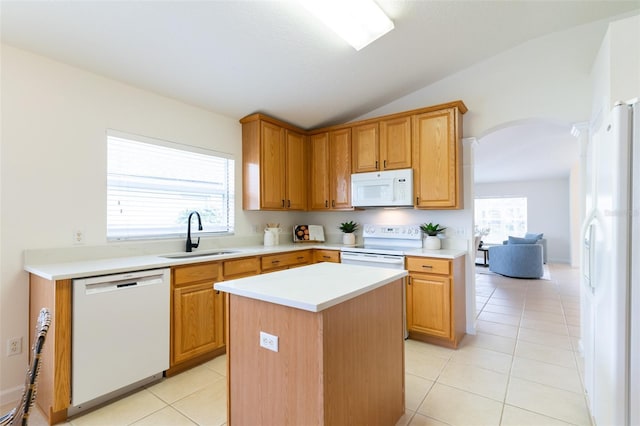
71, 268, 170, 414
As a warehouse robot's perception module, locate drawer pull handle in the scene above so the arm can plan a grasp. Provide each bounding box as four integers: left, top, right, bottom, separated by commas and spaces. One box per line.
297, 256, 304, 260
323, 255, 330, 259
422, 265, 433, 269
272, 260, 280, 264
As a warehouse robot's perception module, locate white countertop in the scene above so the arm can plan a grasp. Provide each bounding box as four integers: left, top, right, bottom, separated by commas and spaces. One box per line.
24, 243, 466, 281
214, 262, 407, 312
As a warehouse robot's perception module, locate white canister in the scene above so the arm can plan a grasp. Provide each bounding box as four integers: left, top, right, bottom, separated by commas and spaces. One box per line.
264, 229, 275, 246
266, 227, 281, 245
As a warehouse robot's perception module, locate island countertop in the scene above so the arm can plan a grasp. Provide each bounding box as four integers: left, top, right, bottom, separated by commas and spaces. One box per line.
214, 262, 407, 312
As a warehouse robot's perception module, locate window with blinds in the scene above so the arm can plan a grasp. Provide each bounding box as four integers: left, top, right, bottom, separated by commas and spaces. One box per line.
107, 131, 235, 240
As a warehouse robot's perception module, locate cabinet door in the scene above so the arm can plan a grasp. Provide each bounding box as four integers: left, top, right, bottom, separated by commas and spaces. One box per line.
406, 274, 451, 339
309, 133, 330, 210
329, 128, 352, 209
413, 108, 460, 208
352, 123, 379, 173
173, 282, 224, 364
260, 121, 286, 209
285, 130, 307, 210
380, 116, 412, 170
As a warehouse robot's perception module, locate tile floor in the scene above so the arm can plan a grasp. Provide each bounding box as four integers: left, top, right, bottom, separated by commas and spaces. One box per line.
6, 263, 591, 426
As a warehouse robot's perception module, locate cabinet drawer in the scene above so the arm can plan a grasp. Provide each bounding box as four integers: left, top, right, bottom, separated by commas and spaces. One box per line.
406, 257, 450, 275
223, 257, 260, 279
314, 249, 340, 263
173, 262, 220, 285
261, 250, 312, 272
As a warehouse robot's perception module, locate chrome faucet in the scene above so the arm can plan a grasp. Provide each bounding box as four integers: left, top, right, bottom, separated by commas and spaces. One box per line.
186, 211, 203, 252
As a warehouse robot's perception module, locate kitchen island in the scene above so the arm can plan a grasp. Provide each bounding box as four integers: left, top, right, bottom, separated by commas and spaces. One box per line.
215, 262, 407, 426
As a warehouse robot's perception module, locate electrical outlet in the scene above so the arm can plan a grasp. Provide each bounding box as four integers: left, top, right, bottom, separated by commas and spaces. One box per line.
259, 331, 278, 352
7, 337, 22, 356
252, 224, 259, 234
73, 229, 85, 244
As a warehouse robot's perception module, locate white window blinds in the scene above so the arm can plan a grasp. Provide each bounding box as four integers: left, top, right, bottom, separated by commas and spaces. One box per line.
107, 132, 235, 240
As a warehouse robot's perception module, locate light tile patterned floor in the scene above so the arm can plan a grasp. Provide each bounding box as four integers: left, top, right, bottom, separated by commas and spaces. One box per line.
6, 264, 591, 426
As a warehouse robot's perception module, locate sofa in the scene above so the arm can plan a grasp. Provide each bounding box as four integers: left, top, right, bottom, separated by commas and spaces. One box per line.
488, 234, 545, 279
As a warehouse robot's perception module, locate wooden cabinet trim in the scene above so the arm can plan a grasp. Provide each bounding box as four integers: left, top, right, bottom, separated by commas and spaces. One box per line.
308, 100, 467, 134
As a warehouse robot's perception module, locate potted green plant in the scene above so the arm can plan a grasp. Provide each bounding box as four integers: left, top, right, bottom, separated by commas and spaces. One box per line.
420, 222, 446, 249
339, 221, 358, 246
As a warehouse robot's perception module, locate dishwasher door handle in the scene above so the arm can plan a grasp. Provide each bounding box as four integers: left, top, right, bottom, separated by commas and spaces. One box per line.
85, 277, 163, 295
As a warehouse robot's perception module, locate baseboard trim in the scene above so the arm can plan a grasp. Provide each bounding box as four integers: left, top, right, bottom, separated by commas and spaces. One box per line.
0, 384, 23, 406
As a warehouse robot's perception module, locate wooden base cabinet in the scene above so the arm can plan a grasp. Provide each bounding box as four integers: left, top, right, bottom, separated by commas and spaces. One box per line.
406, 255, 466, 348
313, 249, 340, 263
29, 275, 72, 425
260, 250, 312, 273
169, 262, 225, 375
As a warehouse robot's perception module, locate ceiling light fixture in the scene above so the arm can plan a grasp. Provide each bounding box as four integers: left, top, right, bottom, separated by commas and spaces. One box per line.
299, 0, 394, 51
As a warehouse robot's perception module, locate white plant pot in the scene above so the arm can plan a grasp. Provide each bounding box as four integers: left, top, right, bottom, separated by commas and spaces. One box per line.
342, 233, 356, 246
423, 235, 441, 250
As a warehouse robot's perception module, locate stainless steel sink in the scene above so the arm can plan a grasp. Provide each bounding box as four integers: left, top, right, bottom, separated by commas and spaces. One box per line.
160, 250, 239, 259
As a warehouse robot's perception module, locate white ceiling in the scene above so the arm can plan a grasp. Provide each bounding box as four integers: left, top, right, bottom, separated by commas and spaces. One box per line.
474, 120, 581, 184
1, 0, 638, 183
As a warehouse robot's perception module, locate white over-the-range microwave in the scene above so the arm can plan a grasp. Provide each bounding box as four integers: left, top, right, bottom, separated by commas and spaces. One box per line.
351, 168, 414, 207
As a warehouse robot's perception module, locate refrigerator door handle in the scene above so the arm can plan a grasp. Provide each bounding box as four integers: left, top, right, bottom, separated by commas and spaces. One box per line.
581, 209, 598, 293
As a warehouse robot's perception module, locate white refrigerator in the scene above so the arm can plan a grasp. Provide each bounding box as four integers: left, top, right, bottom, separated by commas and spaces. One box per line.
582, 100, 639, 426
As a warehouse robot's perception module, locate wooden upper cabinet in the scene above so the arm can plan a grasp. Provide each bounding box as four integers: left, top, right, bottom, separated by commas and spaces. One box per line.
285, 130, 307, 210
329, 128, 352, 210
242, 101, 465, 210
260, 121, 286, 209
352, 123, 379, 173
309, 132, 331, 210
380, 116, 412, 170
241, 114, 307, 211
412, 107, 463, 209
352, 117, 411, 173
310, 130, 353, 211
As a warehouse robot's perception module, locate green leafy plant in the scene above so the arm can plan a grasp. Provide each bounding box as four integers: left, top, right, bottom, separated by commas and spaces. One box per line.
338, 221, 359, 234
420, 222, 446, 236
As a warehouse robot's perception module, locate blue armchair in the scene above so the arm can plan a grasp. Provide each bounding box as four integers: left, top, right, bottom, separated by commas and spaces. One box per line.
488, 243, 544, 279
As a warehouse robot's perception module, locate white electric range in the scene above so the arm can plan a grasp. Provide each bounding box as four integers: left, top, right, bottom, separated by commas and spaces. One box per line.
340, 224, 422, 270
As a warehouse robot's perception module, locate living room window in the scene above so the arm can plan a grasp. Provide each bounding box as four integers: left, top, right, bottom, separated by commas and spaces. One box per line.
107, 131, 235, 241
474, 197, 527, 244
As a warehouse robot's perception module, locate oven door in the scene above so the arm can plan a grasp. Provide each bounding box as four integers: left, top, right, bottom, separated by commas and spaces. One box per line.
340, 251, 405, 270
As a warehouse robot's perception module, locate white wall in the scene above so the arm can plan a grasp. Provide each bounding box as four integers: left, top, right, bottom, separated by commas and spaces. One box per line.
475, 178, 572, 263
0, 45, 272, 396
